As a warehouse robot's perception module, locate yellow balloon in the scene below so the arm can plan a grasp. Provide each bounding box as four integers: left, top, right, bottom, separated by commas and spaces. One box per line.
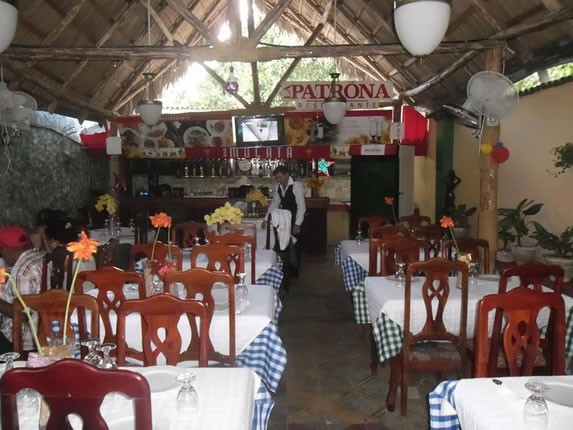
480, 143, 493, 155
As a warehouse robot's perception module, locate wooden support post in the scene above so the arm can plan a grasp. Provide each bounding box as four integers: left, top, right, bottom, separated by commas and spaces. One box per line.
478, 47, 503, 273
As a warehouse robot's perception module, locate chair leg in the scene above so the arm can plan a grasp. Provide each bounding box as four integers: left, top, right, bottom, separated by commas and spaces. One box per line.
386, 356, 400, 412
400, 360, 409, 417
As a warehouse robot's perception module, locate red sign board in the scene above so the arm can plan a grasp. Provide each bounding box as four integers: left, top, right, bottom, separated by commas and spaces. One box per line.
184, 145, 331, 160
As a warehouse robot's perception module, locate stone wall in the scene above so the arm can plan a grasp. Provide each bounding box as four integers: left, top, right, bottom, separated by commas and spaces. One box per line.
0, 113, 109, 227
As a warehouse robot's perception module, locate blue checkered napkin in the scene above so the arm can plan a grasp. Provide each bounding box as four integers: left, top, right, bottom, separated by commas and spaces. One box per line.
341, 257, 368, 292
428, 380, 460, 430
252, 384, 274, 430
236, 323, 287, 394
335, 243, 342, 265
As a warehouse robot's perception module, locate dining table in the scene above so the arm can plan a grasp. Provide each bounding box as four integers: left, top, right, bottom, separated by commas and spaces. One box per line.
89, 227, 154, 245
1, 363, 271, 430
429, 375, 573, 430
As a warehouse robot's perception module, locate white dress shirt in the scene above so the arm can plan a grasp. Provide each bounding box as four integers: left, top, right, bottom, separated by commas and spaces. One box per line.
267, 177, 306, 226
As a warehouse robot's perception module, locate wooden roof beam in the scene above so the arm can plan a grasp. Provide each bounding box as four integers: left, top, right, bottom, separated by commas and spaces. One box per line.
163, 0, 221, 46
246, 0, 260, 106
250, 0, 294, 45
138, 0, 176, 45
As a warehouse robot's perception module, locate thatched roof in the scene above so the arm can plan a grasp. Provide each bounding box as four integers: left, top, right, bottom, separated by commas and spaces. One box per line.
1, 0, 572, 121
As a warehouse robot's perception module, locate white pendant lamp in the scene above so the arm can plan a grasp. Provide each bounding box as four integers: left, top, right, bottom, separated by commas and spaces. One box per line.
137, 0, 162, 126
394, 0, 451, 56
0, 1, 18, 55
137, 73, 162, 126
323, 72, 346, 125
322, 0, 346, 125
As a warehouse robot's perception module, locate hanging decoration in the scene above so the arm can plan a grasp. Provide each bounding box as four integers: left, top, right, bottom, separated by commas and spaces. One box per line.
317, 159, 334, 176
0, 1, 18, 55
322, 0, 346, 125
491, 141, 510, 163
225, 66, 239, 95
479, 143, 493, 155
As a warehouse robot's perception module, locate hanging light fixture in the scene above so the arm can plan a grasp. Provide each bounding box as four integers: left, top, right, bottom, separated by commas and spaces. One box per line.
225, 66, 239, 94
137, 0, 162, 126
394, 0, 451, 56
0, 1, 18, 55
322, 0, 346, 125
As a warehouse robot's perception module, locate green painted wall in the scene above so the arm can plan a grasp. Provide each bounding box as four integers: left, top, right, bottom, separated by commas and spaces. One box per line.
434, 119, 455, 221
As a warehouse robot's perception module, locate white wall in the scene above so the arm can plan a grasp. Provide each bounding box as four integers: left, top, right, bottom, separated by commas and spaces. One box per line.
453, 81, 573, 238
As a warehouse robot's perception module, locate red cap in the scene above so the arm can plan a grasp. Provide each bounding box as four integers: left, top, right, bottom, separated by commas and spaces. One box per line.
0, 225, 29, 248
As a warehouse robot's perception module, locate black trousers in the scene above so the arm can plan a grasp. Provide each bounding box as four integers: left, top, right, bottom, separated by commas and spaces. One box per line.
0, 331, 13, 355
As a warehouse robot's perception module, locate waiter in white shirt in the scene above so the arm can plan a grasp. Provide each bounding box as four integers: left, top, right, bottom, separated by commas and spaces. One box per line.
262, 166, 306, 285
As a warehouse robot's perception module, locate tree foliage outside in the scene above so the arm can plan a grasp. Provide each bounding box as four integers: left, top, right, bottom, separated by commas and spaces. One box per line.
514, 62, 573, 92
162, 7, 339, 112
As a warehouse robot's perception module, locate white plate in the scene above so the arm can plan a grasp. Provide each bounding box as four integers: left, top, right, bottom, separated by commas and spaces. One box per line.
139, 367, 180, 393
478, 274, 500, 282
532, 378, 573, 407
183, 126, 209, 147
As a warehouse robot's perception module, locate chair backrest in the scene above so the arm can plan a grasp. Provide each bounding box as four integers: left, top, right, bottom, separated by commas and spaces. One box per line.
220, 222, 257, 238
41, 245, 74, 292
0, 358, 152, 430
134, 212, 148, 244
189, 244, 245, 282
369, 224, 408, 241
412, 224, 444, 259
116, 294, 209, 366
12, 289, 99, 354
208, 232, 256, 283
499, 261, 564, 294
128, 242, 183, 272
442, 237, 490, 274
368, 230, 409, 275
404, 258, 469, 346
375, 238, 423, 276
96, 238, 119, 269
171, 221, 207, 248
74, 267, 145, 348
164, 268, 236, 365
474, 287, 566, 377
399, 212, 432, 231
358, 216, 390, 236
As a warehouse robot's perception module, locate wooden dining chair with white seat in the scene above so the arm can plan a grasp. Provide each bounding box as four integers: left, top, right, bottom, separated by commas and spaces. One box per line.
164, 268, 236, 365
189, 243, 245, 283
116, 294, 210, 367
474, 287, 566, 378
388, 258, 469, 416
208, 232, 256, 283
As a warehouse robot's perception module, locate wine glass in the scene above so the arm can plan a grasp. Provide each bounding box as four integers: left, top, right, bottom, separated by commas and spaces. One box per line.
0, 352, 20, 371
468, 262, 479, 288
355, 224, 364, 245
394, 261, 406, 283
176, 373, 199, 415
151, 274, 164, 295
96, 343, 117, 369
17, 388, 41, 428
236, 272, 249, 314
128, 218, 135, 232
81, 338, 102, 365
523, 380, 549, 430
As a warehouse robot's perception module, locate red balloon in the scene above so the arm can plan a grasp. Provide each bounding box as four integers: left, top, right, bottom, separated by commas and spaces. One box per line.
492, 146, 510, 163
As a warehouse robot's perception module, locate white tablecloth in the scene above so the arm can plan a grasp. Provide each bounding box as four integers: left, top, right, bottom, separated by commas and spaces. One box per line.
340, 239, 369, 271
89, 227, 153, 245
84, 283, 275, 362
454, 376, 573, 430
364, 275, 573, 338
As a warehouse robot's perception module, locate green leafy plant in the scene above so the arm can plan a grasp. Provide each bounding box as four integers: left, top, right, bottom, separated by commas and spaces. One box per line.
498, 199, 544, 247
453, 204, 477, 229
531, 222, 573, 258
550, 142, 573, 176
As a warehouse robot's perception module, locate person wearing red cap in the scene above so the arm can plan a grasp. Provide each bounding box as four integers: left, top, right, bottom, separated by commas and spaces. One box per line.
0, 225, 46, 354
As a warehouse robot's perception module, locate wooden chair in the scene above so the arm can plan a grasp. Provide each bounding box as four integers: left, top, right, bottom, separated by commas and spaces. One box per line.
1, 358, 152, 430
164, 268, 236, 365
369, 224, 408, 241
96, 237, 119, 268
208, 232, 256, 283
128, 242, 183, 272
399, 210, 432, 232
41, 245, 74, 292
116, 294, 209, 367
74, 267, 145, 360
171, 221, 207, 248
474, 287, 565, 378
369, 237, 422, 276
358, 216, 390, 236
499, 261, 564, 294
413, 224, 444, 259
190, 244, 245, 282
389, 258, 469, 416
442, 237, 491, 274
220, 222, 257, 238
12, 289, 99, 354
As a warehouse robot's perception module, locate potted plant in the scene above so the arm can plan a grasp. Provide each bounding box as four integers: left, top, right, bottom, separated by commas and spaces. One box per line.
498, 198, 543, 264
451, 204, 477, 238
550, 142, 573, 176
532, 222, 573, 281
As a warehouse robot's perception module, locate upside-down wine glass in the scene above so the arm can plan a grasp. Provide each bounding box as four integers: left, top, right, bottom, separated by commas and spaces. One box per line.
523, 380, 549, 430
97, 343, 117, 369
355, 223, 364, 245
81, 338, 102, 366
176, 372, 199, 415
0, 352, 20, 371
394, 261, 406, 284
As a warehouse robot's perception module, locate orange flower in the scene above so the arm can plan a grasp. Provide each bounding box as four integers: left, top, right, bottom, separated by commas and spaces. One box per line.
150, 212, 172, 229
0, 268, 6, 285
385, 197, 394, 205
440, 216, 455, 229
67, 231, 99, 261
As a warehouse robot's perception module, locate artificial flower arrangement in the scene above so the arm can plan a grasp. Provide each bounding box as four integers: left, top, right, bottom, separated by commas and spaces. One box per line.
0, 232, 99, 357
440, 215, 472, 265
148, 212, 176, 277
305, 176, 328, 190
245, 188, 269, 207
95, 193, 117, 215
204, 202, 244, 226
385, 196, 398, 224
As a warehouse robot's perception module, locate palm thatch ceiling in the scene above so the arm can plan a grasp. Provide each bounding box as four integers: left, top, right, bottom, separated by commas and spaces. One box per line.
1, 0, 572, 122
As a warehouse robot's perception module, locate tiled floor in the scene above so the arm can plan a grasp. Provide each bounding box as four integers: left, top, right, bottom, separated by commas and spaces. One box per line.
268, 249, 437, 429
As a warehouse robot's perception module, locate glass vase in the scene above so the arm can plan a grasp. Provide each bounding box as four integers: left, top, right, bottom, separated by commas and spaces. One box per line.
144, 259, 163, 297
107, 215, 119, 238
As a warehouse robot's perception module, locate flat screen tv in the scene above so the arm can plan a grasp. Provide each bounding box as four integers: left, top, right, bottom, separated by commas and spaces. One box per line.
233, 115, 285, 147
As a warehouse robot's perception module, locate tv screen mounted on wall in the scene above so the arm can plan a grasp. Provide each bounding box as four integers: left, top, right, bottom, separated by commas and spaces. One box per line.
233, 115, 285, 147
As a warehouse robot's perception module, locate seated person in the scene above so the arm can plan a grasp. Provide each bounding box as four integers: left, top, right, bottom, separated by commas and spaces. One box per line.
29, 208, 68, 251
0, 225, 46, 354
